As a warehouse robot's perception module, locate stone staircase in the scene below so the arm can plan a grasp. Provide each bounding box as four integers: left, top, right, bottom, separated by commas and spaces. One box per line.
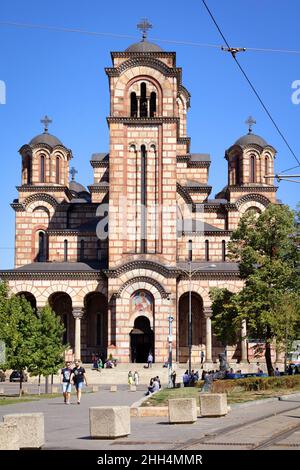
8, 360, 282, 386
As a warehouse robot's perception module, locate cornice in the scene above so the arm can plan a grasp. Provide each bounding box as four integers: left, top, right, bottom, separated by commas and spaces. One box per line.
107, 116, 179, 125
184, 185, 212, 195
181, 230, 232, 237
88, 184, 109, 193
176, 155, 210, 168
11, 202, 25, 212
104, 260, 240, 280
90, 161, 109, 168
111, 51, 176, 59
0, 271, 104, 281
228, 185, 278, 193
17, 185, 73, 199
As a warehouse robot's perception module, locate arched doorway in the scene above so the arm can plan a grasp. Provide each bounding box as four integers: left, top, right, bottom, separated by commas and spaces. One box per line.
84, 292, 108, 361
130, 316, 154, 363
16, 292, 37, 311
178, 292, 204, 363
49, 292, 74, 348
130, 291, 154, 363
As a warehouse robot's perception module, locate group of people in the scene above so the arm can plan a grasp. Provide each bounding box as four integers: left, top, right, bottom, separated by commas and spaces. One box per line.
91, 353, 117, 371
145, 376, 161, 395
128, 370, 139, 386
61, 360, 88, 405
182, 370, 200, 387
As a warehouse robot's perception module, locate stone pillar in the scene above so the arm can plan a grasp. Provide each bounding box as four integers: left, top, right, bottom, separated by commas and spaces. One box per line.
241, 319, 248, 362
204, 308, 212, 362
72, 308, 84, 361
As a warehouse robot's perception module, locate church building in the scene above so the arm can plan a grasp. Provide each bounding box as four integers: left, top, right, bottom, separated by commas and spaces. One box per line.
0, 22, 279, 366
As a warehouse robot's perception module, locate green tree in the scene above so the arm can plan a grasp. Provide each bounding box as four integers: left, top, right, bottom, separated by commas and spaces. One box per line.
210, 204, 300, 376
0, 289, 39, 395
28, 305, 66, 395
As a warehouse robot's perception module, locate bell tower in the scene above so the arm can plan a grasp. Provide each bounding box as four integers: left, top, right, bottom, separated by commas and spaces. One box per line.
106, 20, 190, 268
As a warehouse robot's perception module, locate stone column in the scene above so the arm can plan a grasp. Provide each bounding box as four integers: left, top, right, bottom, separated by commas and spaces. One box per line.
204, 308, 212, 362
72, 308, 84, 361
241, 319, 248, 362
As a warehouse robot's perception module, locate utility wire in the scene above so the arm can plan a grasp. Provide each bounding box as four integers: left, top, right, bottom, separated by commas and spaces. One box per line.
1, 21, 300, 55
201, 0, 300, 169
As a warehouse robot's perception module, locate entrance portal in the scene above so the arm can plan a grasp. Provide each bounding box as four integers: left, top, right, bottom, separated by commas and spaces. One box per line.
130, 316, 154, 363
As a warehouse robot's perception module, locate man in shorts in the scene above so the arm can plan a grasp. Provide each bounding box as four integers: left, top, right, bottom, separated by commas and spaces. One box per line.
61, 361, 72, 404
70, 360, 88, 404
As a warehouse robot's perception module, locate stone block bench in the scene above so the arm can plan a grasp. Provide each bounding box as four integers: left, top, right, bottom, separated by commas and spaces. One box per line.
90, 406, 130, 439
0, 423, 19, 450
199, 393, 228, 417
168, 398, 197, 423
3, 412, 45, 448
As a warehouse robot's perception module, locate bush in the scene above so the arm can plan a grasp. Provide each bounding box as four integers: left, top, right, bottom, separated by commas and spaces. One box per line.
206, 375, 300, 393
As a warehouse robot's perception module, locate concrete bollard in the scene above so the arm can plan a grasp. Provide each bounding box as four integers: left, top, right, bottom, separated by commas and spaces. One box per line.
0, 387, 4, 395
168, 398, 197, 424
199, 393, 228, 417
129, 385, 137, 392
3, 413, 45, 448
89, 406, 130, 439
110, 385, 117, 392
0, 423, 19, 450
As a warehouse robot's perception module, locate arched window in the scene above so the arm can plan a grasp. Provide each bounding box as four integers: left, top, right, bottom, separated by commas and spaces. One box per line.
222, 240, 226, 262
40, 155, 45, 183
188, 239, 192, 262
56, 157, 60, 184
130, 92, 137, 117
235, 156, 240, 184
37, 232, 47, 262
96, 240, 101, 261
141, 145, 147, 253
150, 91, 156, 117
140, 82, 147, 117
265, 157, 268, 178
80, 239, 85, 261
64, 239, 68, 262
205, 240, 210, 262
250, 155, 256, 183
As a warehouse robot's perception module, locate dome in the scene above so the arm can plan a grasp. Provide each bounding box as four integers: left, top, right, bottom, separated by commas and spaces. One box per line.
126, 40, 163, 52
29, 132, 63, 147
234, 133, 268, 148
69, 180, 88, 194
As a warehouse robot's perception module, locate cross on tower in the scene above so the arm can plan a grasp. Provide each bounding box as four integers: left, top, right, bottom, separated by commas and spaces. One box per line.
40, 115, 52, 133
70, 166, 78, 181
245, 116, 256, 134
137, 18, 152, 41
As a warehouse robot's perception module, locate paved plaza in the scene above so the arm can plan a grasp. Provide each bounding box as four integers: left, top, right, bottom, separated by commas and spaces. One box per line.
1, 387, 300, 450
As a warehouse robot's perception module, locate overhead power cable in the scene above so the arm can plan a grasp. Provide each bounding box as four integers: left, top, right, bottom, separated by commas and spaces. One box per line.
1, 21, 300, 55
201, 0, 300, 170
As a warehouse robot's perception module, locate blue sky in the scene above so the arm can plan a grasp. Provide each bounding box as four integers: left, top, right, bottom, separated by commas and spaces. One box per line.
0, 0, 299, 268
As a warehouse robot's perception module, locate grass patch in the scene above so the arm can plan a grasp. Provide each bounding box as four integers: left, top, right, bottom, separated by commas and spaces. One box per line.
0, 393, 61, 406
143, 377, 300, 407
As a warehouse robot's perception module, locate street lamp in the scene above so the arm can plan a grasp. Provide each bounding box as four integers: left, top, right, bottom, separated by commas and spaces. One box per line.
180, 262, 216, 375
167, 312, 174, 389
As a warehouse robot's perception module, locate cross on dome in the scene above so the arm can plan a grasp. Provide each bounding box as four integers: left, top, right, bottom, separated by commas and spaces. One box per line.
40, 115, 52, 133
137, 18, 152, 41
245, 116, 256, 134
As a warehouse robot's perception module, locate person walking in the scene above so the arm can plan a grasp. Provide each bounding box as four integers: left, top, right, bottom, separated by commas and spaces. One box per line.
71, 360, 88, 404
134, 370, 139, 386
128, 370, 133, 385
200, 350, 205, 367
147, 351, 153, 368
61, 361, 72, 404
171, 370, 176, 388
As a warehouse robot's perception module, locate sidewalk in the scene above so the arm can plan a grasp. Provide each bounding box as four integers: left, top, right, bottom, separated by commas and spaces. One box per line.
1, 388, 300, 450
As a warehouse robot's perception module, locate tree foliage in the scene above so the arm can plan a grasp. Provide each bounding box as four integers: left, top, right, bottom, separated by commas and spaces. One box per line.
210, 204, 300, 375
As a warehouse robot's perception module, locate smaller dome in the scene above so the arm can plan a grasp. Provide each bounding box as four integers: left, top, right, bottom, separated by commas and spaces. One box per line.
29, 132, 63, 147
126, 40, 163, 52
69, 180, 87, 194
234, 133, 268, 148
